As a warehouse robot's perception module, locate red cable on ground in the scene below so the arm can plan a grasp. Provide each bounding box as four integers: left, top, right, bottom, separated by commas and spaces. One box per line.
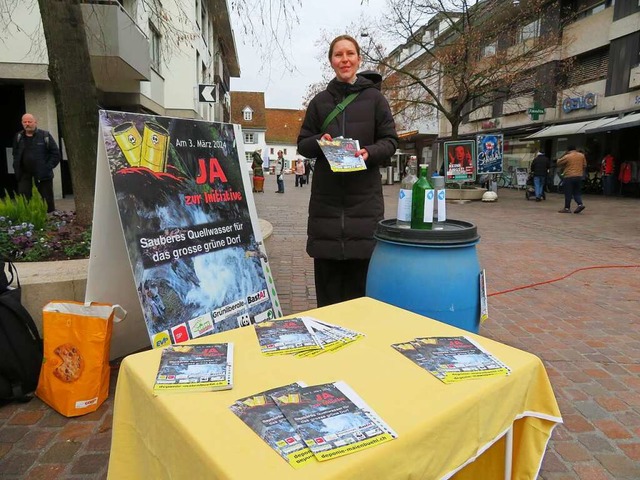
488, 264, 640, 297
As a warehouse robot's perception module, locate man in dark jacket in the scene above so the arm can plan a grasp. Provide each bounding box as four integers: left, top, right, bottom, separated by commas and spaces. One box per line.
297, 34, 398, 307
530, 151, 550, 202
12, 113, 61, 212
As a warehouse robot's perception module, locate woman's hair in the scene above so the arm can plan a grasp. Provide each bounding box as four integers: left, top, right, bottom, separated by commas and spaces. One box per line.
328, 35, 361, 60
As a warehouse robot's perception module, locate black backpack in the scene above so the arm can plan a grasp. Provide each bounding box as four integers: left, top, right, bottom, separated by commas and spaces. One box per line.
0, 261, 43, 403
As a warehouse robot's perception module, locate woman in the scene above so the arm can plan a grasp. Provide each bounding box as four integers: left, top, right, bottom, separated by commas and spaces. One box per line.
297, 34, 398, 308
295, 158, 305, 187
251, 149, 264, 192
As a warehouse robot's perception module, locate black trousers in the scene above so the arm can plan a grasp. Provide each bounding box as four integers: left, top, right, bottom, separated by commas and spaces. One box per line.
17, 174, 55, 213
314, 258, 370, 308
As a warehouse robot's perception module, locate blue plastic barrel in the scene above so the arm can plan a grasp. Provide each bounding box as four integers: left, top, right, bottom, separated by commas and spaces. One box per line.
366, 219, 481, 333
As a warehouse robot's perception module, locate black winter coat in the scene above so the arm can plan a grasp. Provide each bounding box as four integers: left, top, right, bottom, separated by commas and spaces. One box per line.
531, 154, 550, 176
12, 129, 61, 181
297, 72, 398, 260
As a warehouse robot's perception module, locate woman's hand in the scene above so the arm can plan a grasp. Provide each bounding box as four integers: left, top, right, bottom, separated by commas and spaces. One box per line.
356, 148, 369, 162
321, 133, 333, 141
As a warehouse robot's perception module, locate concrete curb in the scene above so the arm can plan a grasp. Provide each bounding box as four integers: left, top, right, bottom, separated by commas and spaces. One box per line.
14, 218, 273, 333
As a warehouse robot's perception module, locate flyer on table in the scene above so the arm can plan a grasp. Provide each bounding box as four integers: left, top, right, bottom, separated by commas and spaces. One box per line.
99, 110, 281, 347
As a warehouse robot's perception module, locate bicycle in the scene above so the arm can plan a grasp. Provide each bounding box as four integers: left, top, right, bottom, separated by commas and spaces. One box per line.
496, 171, 515, 188
583, 171, 602, 194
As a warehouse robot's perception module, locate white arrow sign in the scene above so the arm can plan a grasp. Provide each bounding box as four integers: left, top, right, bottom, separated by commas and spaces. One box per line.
198, 84, 217, 103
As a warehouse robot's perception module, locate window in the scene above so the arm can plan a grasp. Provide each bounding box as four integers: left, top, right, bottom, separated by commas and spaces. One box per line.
481, 42, 497, 57
567, 48, 609, 87
283, 148, 287, 155
245, 152, 253, 162
270, 148, 274, 154
518, 19, 540, 43
243, 107, 253, 121
244, 133, 255, 144
149, 22, 161, 71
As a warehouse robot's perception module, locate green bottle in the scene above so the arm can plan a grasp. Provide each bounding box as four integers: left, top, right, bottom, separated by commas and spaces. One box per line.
411, 164, 434, 230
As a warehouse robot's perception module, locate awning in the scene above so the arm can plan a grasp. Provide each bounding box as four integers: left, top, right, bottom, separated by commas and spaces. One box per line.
585, 112, 640, 133
524, 117, 617, 139
524, 120, 594, 139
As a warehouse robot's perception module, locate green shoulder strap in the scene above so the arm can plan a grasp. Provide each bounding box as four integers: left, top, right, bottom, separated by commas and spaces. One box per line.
321, 92, 359, 132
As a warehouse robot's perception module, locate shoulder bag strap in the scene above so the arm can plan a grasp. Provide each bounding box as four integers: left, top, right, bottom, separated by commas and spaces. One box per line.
321, 92, 360, 132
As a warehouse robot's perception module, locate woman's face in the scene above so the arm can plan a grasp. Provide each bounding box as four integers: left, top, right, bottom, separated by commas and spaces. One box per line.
330, 39, 361, 83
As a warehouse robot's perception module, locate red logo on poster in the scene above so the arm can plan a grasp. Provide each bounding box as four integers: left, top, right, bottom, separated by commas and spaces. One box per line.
172, 324, 189, 343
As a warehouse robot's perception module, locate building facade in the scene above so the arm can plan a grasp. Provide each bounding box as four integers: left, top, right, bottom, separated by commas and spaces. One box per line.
0, 0, 240, 199
230, 91, 268, 170
264, 108, 305, 172
385, 0, 640, 195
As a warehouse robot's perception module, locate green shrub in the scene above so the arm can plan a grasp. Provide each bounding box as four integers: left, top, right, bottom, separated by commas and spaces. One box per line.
0, 185, 48, 230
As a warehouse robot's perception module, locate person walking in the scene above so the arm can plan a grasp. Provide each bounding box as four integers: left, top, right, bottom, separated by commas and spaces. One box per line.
294, 158, 305, 187
556, 146, 586, 214
275, 150, 285, 193
12, 113, 61, 212
304, 158, 313, 185
530, 150, 550, 201
297, 34, 398, 308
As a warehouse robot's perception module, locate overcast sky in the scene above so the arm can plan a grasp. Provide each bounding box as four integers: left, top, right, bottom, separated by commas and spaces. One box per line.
230, 0, 388, 110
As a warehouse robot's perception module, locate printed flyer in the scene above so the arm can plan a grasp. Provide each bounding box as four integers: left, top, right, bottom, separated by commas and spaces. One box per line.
98, 110, 281, 347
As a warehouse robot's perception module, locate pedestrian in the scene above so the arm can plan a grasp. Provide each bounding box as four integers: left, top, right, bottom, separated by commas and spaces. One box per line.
297, 34, 398, 308
530, 150, 550, 201
275, 150, 285, 193
12, 113, 61, 212
600, 151, 616, 196
251, 149, 264, 192
556, 145, 586, 214
295, 158, 305, 187
304, 158, 313, 184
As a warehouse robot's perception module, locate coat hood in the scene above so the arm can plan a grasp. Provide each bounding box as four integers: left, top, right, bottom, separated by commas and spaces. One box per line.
327, 70, 383, 98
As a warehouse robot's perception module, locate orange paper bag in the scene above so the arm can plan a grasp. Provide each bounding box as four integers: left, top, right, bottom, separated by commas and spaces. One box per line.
36, 301, 126, 417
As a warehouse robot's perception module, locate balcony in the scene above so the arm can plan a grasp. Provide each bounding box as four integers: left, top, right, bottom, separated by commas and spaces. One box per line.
81, 1, 150, 91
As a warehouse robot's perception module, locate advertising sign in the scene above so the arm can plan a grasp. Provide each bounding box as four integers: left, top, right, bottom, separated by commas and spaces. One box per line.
444, 140, 476, 182
87, 111, 281, 354
476, 134, 504, 174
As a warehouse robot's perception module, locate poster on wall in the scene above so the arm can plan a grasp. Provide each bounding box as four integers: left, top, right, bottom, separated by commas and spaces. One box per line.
444, 140, 476, 182
476, 134, 503, 174
88, 110, 282, 352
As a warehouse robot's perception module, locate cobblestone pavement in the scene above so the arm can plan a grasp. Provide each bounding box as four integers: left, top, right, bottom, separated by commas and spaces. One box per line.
1, 173, 639, 479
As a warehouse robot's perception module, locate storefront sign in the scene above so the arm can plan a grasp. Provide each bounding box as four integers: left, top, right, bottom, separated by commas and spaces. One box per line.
562, 93, 597, 113
481, 119, 500, 129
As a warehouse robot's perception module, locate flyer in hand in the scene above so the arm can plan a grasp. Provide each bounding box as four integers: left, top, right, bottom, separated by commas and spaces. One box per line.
317, 137, 366, 172
153, 343, 233, 393
392, 336, 510, 384
271, 381, 397, 461
253, 317, 323, 356
230, 382, 315, 469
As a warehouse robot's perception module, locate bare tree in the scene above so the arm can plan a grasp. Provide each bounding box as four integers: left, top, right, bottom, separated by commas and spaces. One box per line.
364, 0, 566, 139
5, 0, 303, 225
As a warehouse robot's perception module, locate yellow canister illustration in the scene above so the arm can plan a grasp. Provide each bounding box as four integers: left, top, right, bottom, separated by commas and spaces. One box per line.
112, 122, 142, 167
140, 122, 170, 173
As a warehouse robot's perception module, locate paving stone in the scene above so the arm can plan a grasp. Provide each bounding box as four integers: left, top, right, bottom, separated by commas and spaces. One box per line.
70, 453, 109, 474
24, 464, 66, 480
594, 453, 640, 479
8, 410, 45, 425
40, 441, 81, 464
0, 426, 29, 442
592, 419, 634, 439
0, 451, 40, 476
16, 430, 56, 451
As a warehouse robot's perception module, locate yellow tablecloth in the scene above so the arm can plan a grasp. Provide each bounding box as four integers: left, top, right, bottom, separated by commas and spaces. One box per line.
108, 298, 562, 479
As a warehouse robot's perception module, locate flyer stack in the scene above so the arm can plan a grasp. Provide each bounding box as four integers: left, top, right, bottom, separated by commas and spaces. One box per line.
392, 336, 510, 384
230, 380, 397, 469
253, 316, 364, 357
153, 343, 234, 393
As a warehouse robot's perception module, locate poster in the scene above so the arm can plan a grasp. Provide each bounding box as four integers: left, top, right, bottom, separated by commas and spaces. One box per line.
444, 140, 475, 182
90, 110, 281, 350
476, 134, 503, 174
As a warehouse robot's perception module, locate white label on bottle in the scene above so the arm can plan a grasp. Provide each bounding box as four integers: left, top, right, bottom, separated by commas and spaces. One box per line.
437, 189, 446, 222
423, 190, 434, 223
397, 189, 413, 222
